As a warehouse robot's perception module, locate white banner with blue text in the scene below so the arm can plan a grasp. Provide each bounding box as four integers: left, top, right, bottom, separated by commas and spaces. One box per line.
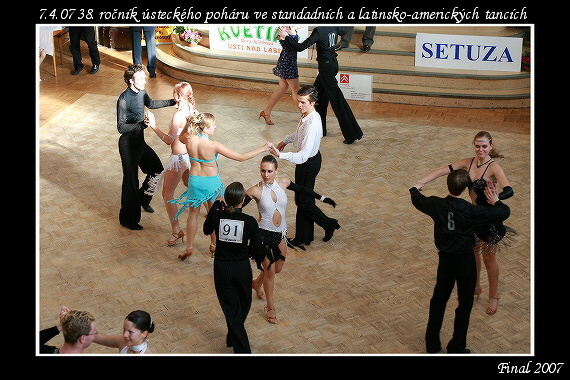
415, 33, 523, 72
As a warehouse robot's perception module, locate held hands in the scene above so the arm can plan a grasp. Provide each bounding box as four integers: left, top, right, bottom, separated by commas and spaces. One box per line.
263, 141, 275, 153
268, 141, 287, 156
484, 180, 500, 205
269, 141, 285, 156
211, 199, 226, 211
57, 306, 70, 332
144, 110, 156, 129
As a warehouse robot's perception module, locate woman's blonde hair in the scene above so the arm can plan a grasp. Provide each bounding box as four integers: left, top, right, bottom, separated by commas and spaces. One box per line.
185, 113, 215, 136
173, 82, 195, 106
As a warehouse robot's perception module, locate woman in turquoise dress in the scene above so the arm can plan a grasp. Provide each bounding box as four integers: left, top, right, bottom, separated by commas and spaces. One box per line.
169, 113, 271, 260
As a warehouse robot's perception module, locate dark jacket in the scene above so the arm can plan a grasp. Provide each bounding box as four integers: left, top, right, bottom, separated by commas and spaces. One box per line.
409, 187, 510, 253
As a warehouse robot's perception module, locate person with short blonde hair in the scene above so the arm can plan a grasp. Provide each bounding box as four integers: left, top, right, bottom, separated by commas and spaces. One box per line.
39, 307, 97, 354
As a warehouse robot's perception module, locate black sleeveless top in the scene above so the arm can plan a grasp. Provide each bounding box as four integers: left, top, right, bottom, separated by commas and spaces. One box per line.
467, 157, 495, 206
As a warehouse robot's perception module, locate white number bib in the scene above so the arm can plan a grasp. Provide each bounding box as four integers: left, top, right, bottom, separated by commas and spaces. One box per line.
219, 219, 244, 243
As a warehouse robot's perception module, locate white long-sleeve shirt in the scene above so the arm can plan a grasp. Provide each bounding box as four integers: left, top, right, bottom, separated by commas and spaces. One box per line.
279, 110, 323, 164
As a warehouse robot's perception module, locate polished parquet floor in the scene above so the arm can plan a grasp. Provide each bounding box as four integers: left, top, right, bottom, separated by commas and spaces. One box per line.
37, 43, 532, 356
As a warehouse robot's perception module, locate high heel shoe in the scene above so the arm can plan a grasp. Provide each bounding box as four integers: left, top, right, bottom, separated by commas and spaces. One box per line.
264, 305, 277, 324
178, 247, 193, 260
252, 282, 265, 300
486, 295, 500, 315
167, 230, 185, 246
259, 110, 274, 125
209, 244, 216, 258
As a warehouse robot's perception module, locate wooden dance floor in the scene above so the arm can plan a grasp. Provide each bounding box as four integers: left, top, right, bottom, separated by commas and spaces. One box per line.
37, 45, 531, 355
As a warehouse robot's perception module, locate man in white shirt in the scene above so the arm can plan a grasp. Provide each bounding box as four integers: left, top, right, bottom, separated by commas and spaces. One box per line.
270, 85, 340, 247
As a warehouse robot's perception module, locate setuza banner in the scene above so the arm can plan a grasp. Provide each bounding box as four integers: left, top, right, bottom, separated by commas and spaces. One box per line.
415, 33, 523, 72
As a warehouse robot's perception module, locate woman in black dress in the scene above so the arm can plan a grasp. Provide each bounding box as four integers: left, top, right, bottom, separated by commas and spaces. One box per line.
259, 26, 303, 125
415, 131, 514, 315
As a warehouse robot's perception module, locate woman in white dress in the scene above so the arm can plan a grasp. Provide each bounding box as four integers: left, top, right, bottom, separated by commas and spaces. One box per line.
246, 155, 336, 323
147, 82, 197, 246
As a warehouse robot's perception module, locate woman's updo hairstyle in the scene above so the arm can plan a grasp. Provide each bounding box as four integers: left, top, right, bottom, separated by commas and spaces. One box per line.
125, 310, 155, 334
261, 154, 278, 169
173, 82, 195, 106
186, 113, 215, 136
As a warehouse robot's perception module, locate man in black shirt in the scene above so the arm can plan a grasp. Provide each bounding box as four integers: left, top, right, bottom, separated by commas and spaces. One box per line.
278, 26, 364, 144
410, 169, 510, 353
117, 64, 175, 230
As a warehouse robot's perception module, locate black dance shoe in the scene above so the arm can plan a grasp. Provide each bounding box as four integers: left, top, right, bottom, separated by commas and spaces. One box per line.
122, 223, 143, 230
89, 65, 99, 74
141, 205, 154, 213
447, 348, 471, 354
323, 223, 341, 242
343, 136, 363, 144
288, 238, 310, 248
71, 67, 83, 75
